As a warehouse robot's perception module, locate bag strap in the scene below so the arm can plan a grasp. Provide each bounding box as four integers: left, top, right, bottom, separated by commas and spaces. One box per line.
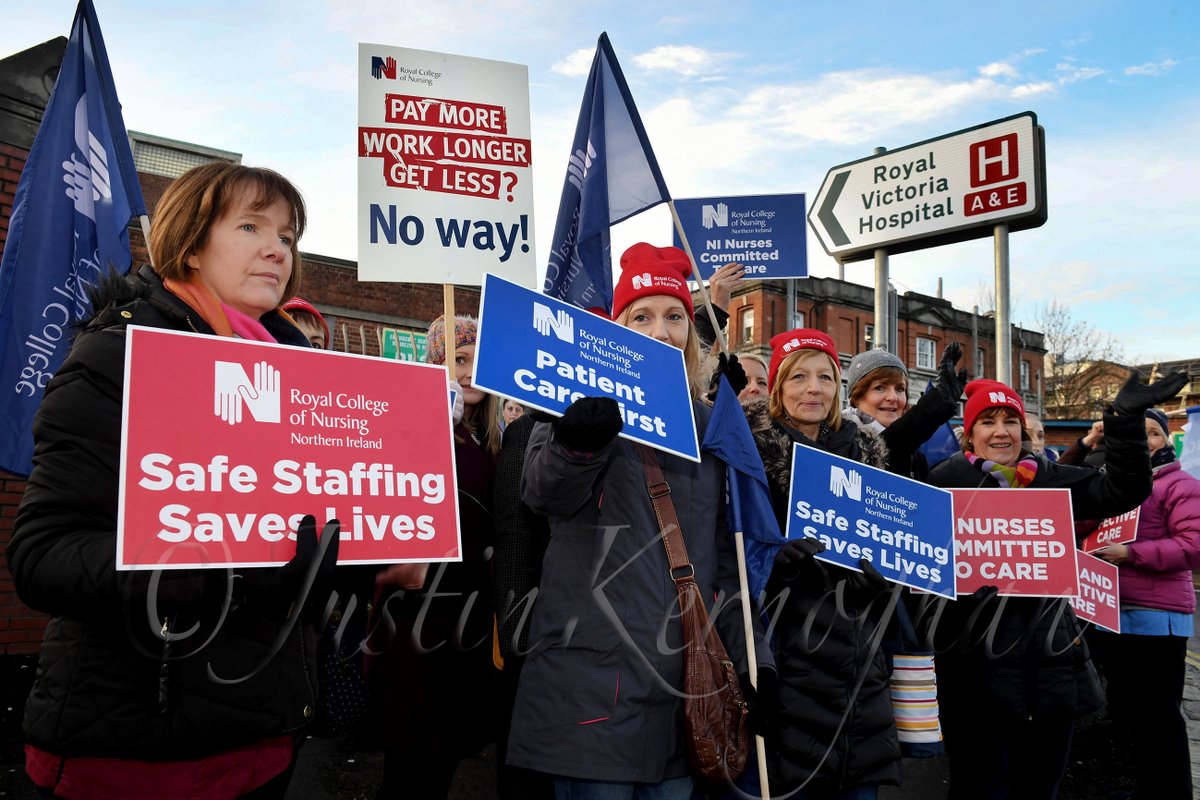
634, 443, 696, 587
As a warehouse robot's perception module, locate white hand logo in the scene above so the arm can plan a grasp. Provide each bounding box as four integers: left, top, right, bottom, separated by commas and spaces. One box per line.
213, 361, 281, 425
60, 96, 111, 222
532, 303, 574, 342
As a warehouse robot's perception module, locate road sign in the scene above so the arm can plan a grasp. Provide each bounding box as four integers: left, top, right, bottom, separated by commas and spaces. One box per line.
808, 112, 1046, 261
671, 193, 808, 280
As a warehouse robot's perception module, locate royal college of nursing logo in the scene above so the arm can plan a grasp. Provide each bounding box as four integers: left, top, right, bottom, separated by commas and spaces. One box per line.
532, 303, 574, 344
370, 56, 397, 80
62, 96, 111, 224
213, 360, 282, 425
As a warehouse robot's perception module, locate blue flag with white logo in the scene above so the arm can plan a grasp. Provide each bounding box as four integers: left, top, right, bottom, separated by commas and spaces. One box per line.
542, 32, 670, 313
701, 376, 785, 605
0, 0, 146, 476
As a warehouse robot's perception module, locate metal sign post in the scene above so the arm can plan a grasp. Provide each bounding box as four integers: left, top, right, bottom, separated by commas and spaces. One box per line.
994, 223, 1011, 384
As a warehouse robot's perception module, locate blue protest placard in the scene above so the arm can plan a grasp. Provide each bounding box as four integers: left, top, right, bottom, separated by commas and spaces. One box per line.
473, 273, 700, 461
672, 193, 807, 281
785, 443, 956, 598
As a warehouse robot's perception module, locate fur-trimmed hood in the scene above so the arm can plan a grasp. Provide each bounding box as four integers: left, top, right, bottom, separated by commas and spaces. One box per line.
744, 397, 888, 501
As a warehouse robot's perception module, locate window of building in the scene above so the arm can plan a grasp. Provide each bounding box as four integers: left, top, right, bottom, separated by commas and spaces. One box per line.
916, 337, 935, 370
1090, 386, 1103, 399
129, 131, 240, 179
864, 324, 875, 349
740, 308, 755, 346
1020, 360, 1030, 391
975, 347, 985, 378
795, 310, 806, 328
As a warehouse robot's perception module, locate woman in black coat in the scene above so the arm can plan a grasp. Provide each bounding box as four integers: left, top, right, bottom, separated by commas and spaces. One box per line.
922, 374, 1186, 800
7, 163, 337, 800
841, 342, 966, 480
751, 328, 899, 800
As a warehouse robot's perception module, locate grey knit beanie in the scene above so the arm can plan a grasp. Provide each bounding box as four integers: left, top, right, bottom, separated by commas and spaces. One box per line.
845, 348, 908, 397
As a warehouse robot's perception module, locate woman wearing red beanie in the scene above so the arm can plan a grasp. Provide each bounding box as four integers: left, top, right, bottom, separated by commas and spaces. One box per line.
505, 244, 770, 798
748, 327, 899, 800
923, 373, 1187, 800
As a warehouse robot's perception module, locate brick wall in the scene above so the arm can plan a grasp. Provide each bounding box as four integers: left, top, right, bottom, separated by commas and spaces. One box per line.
0, 143, 29, 254
0, 472, 44, 655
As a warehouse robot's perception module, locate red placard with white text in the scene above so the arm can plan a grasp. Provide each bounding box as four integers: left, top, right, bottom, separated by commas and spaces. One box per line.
1081, 508, 1139, 554
118, 326, 460, 570
1069, 552, 1121, 633
951, 488, 1079, 597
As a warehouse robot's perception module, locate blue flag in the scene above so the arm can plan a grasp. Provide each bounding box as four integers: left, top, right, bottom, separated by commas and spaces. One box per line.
701, 376, 785, 605
542, 32, 670, 313
916, 381, 961, 470
0, 0, 146, 477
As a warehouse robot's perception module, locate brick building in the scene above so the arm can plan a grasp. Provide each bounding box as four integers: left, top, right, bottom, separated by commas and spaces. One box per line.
723, 276, 1046, 412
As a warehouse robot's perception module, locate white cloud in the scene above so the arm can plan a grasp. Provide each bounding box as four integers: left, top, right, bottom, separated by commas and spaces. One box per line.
1125, 59, 1178, 76
1063, 31, 1092, 48
1055, 61, 1104, 84
980, 61, 1019, 79
632, 45, 731, 78
551, 47, 594, 77
1012, 81, 1057, 98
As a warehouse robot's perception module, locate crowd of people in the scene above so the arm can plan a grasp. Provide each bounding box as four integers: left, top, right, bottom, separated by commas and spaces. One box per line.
6, 163, 1198, 800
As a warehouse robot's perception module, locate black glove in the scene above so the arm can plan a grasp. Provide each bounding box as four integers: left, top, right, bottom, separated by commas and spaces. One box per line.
739, 667, 778, 737
239, 516, 341, 623
707, 352, 748, 400
969, 584, 999, 604
840, 558, 890, 606
771, 537, 826, 585
1110, 371, 1188, 416
934, 341, 969, 405
553, 396, 623, 452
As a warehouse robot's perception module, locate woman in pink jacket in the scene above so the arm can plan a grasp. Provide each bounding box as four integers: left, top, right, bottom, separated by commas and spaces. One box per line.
1094, 408, 1200, 800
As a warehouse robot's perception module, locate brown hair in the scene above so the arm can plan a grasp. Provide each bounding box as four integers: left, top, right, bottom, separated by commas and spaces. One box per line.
848, 366, 908, 407
148, 163, 306, 304
768, 349, 843, 431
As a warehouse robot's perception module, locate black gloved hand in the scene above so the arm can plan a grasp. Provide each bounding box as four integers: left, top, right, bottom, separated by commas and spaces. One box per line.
969, 584, 999, 604
772, 537, 826, 585
553, 396, 623, 452
707, 352, 748, 400
1110, 371, 1188, 416
739, 667, 779, 737
934, 341, 969, 405
840, 558, 891, 605
239, 516, 341, 623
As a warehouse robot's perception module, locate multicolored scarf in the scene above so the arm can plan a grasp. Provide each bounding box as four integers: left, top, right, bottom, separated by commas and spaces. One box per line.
965, 451, 1039, 488
163, 275, 282, 343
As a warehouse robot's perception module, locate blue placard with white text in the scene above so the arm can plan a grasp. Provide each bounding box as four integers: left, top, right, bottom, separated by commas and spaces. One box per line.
785, 443, 956, 598
473, 274, 700, 462
672, 193, 808, 281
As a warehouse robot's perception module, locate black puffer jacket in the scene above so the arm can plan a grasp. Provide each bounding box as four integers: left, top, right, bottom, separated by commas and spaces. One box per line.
923, 411, 1152, 723
7, 265, 319, 759
747, 400, 901, 794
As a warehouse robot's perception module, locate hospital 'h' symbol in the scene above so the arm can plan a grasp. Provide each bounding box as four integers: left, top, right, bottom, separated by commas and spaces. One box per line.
213, 360, 282, 425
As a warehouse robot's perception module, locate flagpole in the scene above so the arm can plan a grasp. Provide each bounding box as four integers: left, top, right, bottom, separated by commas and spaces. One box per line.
732, 508, 771, 798
668, 199, 728, 355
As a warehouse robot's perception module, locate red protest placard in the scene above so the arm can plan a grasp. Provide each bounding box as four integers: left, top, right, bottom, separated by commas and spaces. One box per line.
118, 327, 460, 570
1069, 552, 1121, 633
1080, 508, 1139, 554
950, 488, 1079, 597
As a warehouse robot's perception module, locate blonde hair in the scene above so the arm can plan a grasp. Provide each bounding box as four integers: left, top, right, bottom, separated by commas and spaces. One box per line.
768, 349, 843, 431
614, 307, 706, 400
149, 163, 306, 304
464, 394, 502, 456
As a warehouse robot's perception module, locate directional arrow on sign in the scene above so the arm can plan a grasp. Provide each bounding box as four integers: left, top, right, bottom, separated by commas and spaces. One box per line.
816, 171, 851, 247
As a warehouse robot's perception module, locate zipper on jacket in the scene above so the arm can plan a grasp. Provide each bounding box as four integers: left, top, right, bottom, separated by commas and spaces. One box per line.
158, 616, 172, 713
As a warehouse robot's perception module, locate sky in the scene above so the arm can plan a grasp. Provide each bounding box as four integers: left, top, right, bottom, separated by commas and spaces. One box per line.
4, 0, 1197, 362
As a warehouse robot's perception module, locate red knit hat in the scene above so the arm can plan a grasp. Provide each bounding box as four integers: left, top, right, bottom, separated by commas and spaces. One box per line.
962, 379, 1026, 434
281, 296, 329, 348
768, 328, 840, 389
612, 243, 694, 320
